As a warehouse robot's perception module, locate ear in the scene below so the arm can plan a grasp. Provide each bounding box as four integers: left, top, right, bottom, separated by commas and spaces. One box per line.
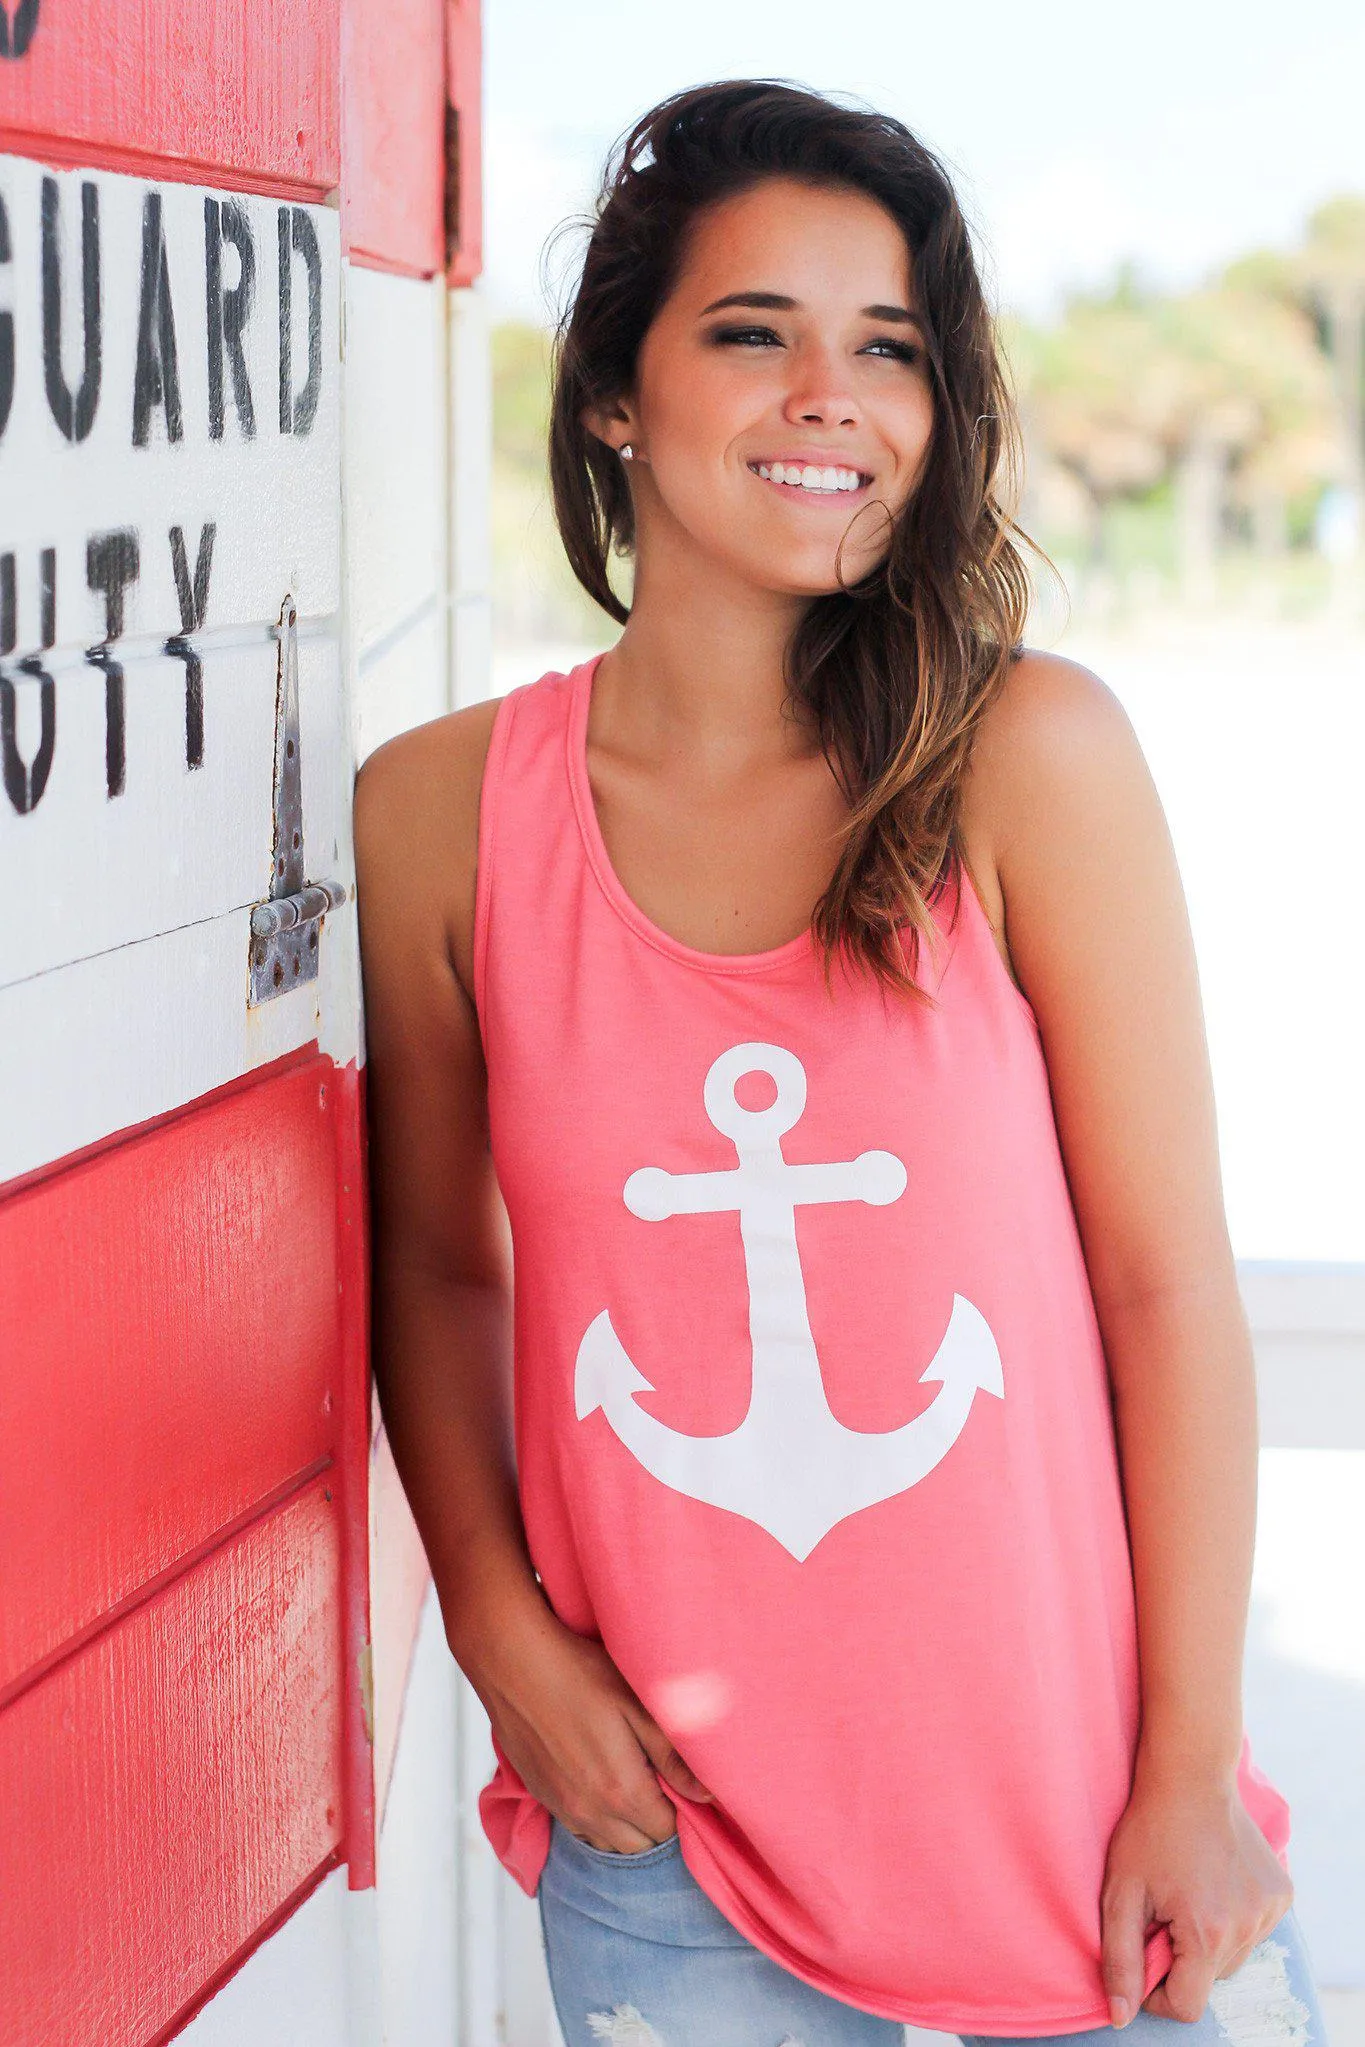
581, 394, 641, 458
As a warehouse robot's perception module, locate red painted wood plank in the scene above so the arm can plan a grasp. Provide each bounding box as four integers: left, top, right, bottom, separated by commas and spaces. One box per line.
0, 0, 339, 198
446, 0, 483, 286
341, 0, 445, 277
0, 1477, 345, 2047
370, 1421, 433, 1823
0, 1056, 342, 1698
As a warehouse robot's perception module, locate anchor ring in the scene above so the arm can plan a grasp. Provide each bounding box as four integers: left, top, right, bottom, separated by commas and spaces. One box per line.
703, 1041, 806, 1145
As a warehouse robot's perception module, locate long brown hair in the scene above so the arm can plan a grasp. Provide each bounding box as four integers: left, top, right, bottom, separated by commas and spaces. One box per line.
547, 79, 1039, 1002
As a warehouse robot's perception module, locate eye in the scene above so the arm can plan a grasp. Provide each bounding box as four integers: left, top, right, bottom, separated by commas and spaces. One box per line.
708, 324, 784, 348
861, 338, 922, 365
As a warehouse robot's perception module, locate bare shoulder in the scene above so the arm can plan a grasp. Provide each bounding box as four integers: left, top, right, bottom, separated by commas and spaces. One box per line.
960, 647, 1138, 869
966, 647, 1139, 817
352, 694, 505, 1003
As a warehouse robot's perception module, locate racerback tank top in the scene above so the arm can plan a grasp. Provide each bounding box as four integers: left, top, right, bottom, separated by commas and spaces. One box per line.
472, 652, 1292, 2034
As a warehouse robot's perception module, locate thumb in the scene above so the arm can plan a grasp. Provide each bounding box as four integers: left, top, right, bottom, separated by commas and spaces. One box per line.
1100, 1876, 1149, 2029
631, 1713, 716, 1804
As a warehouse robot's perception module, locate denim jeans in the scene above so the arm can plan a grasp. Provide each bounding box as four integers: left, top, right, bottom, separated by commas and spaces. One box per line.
537, 1818, 1330, 2047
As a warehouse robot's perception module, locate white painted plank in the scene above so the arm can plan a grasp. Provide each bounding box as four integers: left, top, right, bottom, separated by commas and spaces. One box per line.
177, 1865, 366, 2047
450, 592, 493, 710
0, 157, 341, 648
0, 898, 361, 1183
353, 604, 446, 768
177, 1864, 350, 2045
343, 268, 445, 665
457, 1678, 507, 2047
448, 287, 493, 608
376, 1584, 460, 2047
1, 632, 346, 987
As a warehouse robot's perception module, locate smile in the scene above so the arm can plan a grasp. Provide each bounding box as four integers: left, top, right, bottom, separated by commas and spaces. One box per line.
748, 460, 872, 497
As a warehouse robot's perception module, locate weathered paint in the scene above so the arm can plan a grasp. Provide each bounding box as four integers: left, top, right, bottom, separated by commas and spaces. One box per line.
0, 1057, 343, 1696
341, 0, 445, 277
343, 264, 447, 665
0, 0, 340, 198
0, 157, 341, 654
0, 1477, 346, 2047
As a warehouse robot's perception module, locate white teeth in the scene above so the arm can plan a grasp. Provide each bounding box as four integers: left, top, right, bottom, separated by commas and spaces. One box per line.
752, 462, 866, 493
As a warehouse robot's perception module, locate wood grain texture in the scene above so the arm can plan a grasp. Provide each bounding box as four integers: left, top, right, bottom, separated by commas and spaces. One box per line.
0, 0, 339, 196
0, 1055, 343, 1697
341, 0, 446, 276
343, 267, 446, 663
0, 1477, 345, 2047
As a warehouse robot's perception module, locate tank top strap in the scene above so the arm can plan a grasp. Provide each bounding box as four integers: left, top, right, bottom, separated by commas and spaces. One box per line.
471, 663, 580, 1048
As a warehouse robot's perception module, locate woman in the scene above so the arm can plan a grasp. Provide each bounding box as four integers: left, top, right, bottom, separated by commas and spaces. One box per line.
354, 80, 1328, 2047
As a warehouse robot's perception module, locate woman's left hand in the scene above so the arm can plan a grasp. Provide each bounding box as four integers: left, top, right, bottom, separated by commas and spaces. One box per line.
1099, 1767, 1295, 2027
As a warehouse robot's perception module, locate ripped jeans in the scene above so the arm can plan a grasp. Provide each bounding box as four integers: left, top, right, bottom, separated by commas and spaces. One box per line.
537, 1819, 1330, 2047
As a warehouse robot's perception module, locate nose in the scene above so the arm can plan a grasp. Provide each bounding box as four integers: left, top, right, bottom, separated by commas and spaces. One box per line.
782, 343, 861, 432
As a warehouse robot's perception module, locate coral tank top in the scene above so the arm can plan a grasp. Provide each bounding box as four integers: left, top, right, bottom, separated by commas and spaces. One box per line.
472, 652, 1292, 2034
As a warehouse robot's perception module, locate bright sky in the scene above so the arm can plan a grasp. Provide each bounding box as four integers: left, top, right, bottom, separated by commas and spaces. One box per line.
484, 0, 1365, 325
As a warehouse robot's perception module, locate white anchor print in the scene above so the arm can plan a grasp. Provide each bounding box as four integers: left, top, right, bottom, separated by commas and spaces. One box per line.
575, 1041, 1005, 1561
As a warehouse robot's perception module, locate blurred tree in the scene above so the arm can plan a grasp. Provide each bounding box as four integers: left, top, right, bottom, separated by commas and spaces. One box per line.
491, 321, 606, 646
1004, 285, 1168, 567
1011, 266, 1337, 601
1154, 286, 1336, 594
1294, 200, 1364, 573
1225, 199, 1365, 570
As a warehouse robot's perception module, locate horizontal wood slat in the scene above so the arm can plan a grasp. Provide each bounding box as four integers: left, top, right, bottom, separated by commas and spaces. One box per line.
0, 0, 339, 197
0, 1476, 346, 2047
0, 1056, 343, 1695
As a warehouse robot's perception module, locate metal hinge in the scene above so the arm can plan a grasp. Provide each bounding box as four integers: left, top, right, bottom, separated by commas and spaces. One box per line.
248, 596, 348, 1006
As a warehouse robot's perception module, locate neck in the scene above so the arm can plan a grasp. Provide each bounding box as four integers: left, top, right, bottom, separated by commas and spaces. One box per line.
595, 532, 821, 770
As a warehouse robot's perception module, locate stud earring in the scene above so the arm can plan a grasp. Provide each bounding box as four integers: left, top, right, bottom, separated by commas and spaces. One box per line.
620, 443, 634, 460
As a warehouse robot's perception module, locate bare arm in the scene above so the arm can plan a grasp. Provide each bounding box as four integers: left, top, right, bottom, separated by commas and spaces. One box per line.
966, 653, 1293, 2021
353, 710, 710, 1850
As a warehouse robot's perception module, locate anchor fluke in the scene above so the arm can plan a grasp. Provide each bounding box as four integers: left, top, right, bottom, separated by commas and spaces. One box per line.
575, 1308, 655, 1420
917, 1294, 1006, 1399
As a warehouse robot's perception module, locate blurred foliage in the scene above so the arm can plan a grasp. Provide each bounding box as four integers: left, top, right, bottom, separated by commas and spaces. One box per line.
491, 322, 609, 646
494, 193, 1365, 641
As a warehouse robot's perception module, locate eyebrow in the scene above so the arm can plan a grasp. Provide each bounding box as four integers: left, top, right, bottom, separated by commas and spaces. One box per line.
698, 290, 927, 331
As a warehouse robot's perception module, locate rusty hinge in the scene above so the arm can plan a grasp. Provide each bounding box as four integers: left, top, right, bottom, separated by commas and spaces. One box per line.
248, 596, 347, 1006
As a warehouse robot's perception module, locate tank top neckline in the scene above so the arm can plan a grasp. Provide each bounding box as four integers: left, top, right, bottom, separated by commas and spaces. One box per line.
565, 650, 819, 977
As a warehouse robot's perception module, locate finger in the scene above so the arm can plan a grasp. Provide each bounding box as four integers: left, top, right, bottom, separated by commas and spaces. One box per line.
1216, 1941, 1258, 1983
630, 1712, 716, 1804
571, 1815, 668, 1854
656, 1746, 715, 1803
1158, 1947, 1219, 2026
1099, 1877, 1149, 2028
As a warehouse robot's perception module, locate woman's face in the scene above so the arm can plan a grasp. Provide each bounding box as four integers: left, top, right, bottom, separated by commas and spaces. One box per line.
603, 176, 936, 599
